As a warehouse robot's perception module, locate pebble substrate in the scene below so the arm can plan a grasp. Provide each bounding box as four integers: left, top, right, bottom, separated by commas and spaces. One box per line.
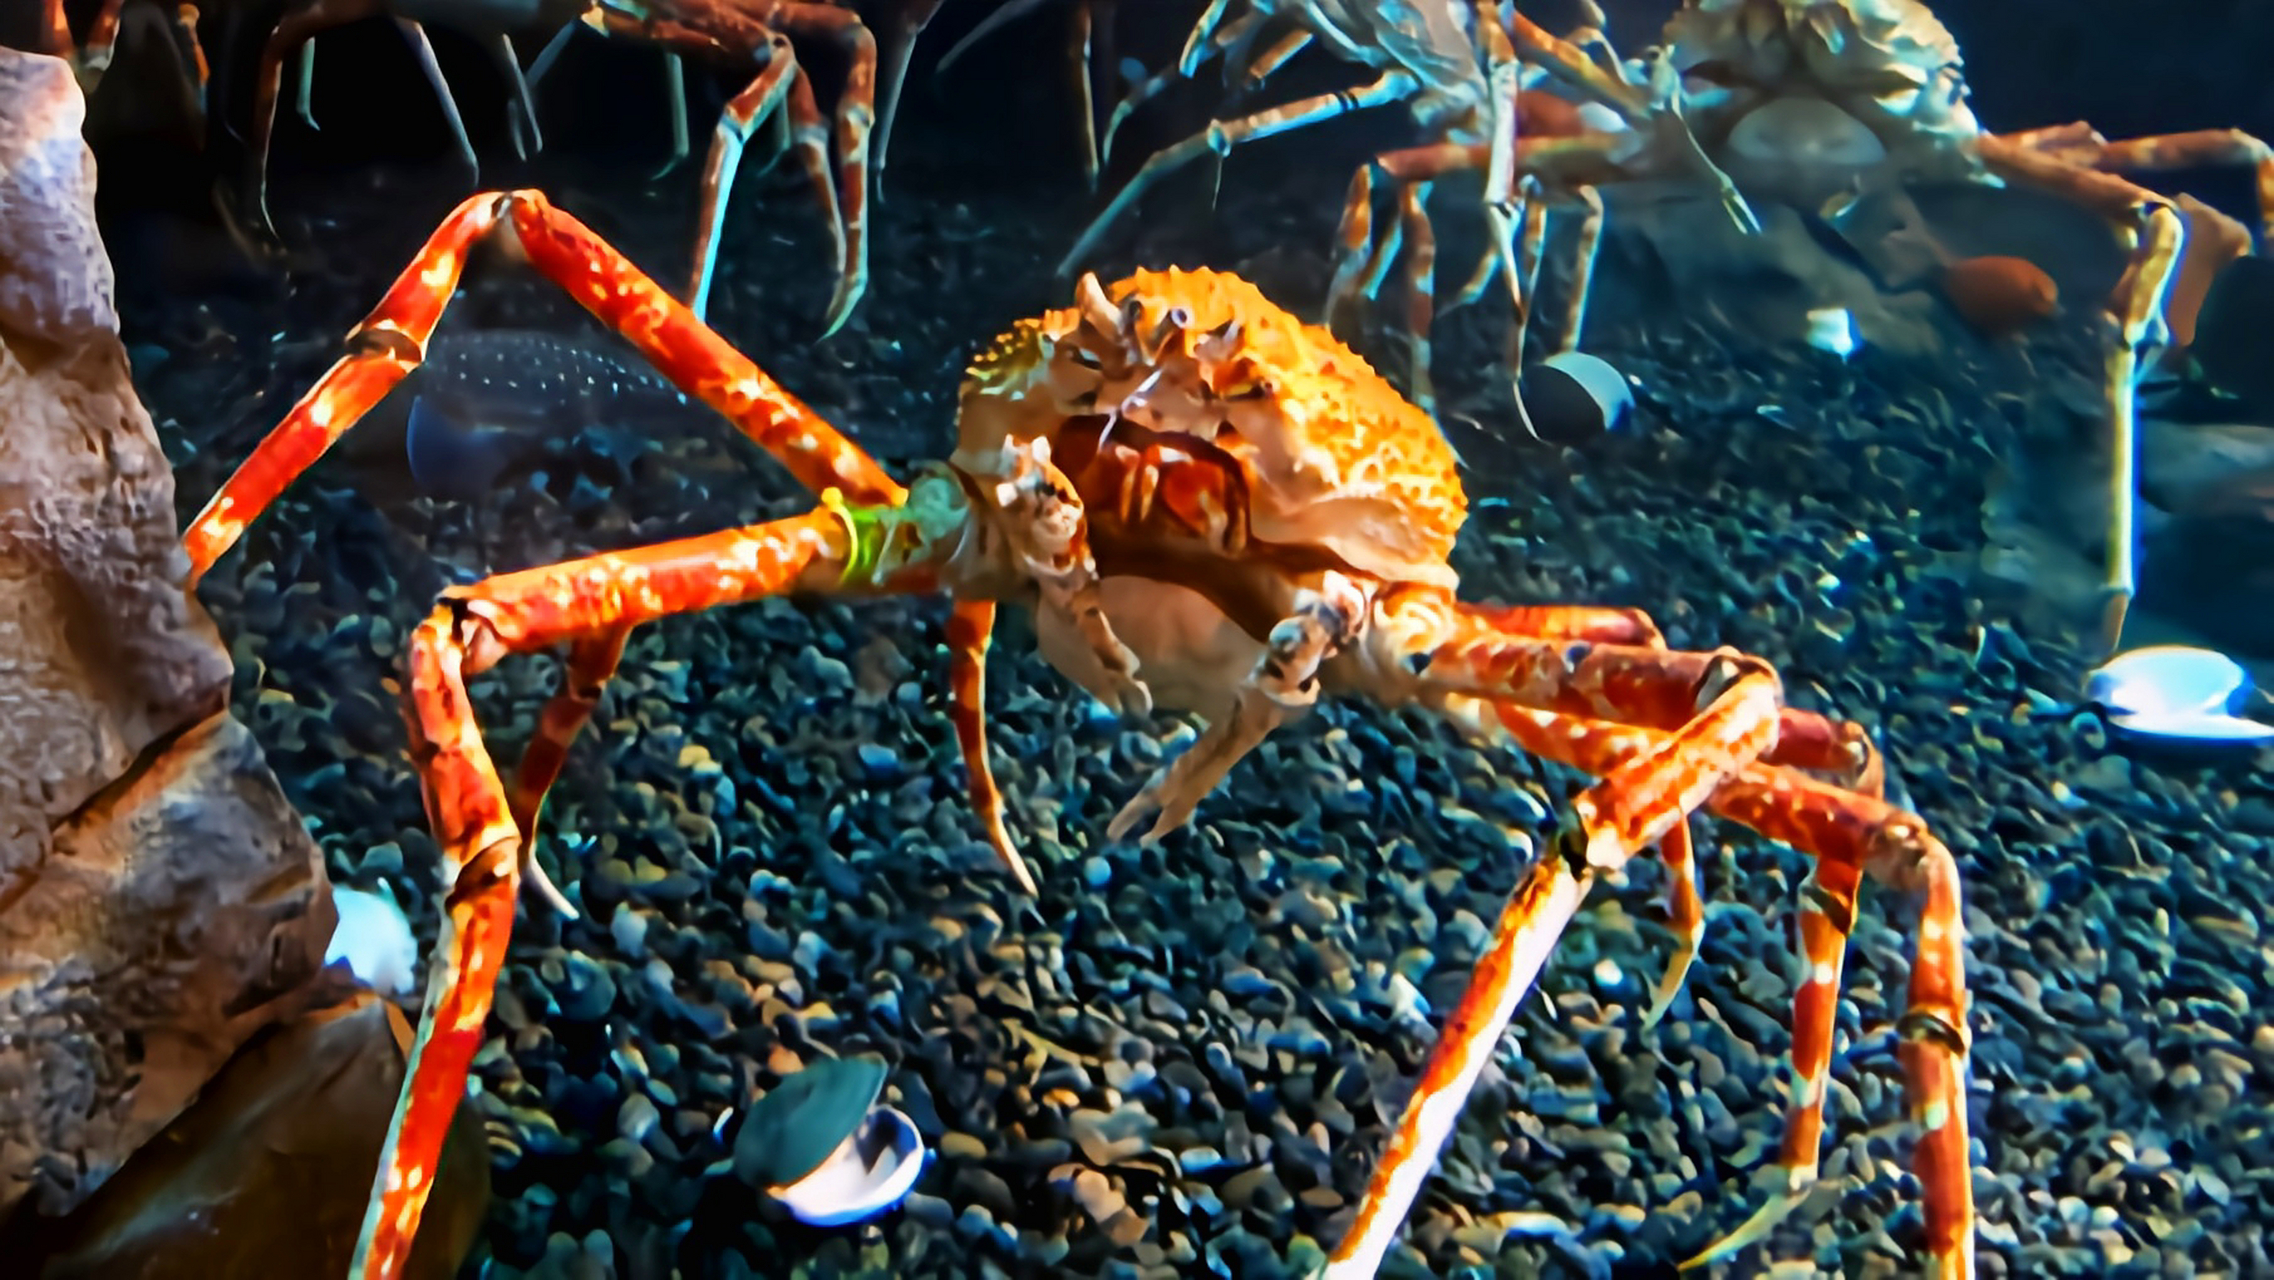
141, 123, 2274, 1280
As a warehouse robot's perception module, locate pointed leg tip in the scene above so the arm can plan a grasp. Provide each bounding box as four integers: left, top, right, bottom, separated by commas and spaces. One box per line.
817, 292, 862, 341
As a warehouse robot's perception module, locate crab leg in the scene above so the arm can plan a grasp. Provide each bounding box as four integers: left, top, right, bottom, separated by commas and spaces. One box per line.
169, 3, 211, 115
36, 0, 72, 59
1329, 126, 1629, 414
1068, 0, 1119, 187
770, 3, 878, 335
1330, 601, 1968, 1277
1099, 6, 1264, 169
687, 35, 805, 322
360, 498, 930, 1277
2050, 127, 2274, 241
944, 599, 1038, 895
1499, 10, 1649, 128
184, 189, 902, 584
1481, 707, 1970, 1277
85, 0, 127, 69
1058, 68, 1422, 275
501, 621, 635, 913
392, 17, 482, 176
1331, 645, 1789, 1278
247, 0, 477, 234
486, 31, 544, 160
1441, 601, 1874, 1025
1397, 180, 1437, 413
1977, 135, 2187, 650
1639, 816, 1706, 1028
1677, 843, 1868, 1268
1556, 184, 1606, 357
871, 0, 947, 191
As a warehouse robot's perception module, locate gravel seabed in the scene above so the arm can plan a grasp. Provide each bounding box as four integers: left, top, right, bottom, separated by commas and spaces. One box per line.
135, 85, 2274, 1280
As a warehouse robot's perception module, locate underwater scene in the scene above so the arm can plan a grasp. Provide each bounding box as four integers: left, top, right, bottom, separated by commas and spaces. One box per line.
2, 1, 2272, 1277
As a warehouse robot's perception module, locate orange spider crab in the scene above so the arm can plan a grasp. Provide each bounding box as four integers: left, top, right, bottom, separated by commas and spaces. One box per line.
182, 190, 1975, 1278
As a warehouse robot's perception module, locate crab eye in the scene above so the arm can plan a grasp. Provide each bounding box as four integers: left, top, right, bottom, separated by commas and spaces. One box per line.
1167, 306, 1191, 329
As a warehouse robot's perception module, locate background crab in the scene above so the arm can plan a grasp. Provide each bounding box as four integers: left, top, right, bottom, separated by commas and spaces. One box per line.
178, 187, 1978, 1278
1347, 0, 2272, 656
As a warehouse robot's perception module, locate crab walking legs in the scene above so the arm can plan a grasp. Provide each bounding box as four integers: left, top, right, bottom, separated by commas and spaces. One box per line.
1327, 655, 1973, 1275
183, 189, 902, 585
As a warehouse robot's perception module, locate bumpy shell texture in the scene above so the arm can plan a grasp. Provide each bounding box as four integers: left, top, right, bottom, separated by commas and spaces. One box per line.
959, 267, 1468, 590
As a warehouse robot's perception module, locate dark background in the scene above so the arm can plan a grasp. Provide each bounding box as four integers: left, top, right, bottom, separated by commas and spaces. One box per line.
12, 0, 2274, 241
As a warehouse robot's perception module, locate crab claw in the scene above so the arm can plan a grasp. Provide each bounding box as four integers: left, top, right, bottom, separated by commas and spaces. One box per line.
1107, 682, 1285, 844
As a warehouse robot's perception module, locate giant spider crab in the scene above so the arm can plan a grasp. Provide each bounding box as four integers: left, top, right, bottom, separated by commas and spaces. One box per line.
183, 190, 1974, 1277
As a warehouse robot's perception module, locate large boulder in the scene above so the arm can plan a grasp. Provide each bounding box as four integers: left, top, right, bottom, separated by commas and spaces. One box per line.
0, 47, 333, 1221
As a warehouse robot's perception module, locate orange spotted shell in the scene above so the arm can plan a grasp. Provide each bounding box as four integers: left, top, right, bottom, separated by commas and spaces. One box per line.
956, 267, 1468, 589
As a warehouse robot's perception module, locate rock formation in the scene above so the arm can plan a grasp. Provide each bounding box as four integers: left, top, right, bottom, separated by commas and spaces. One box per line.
0, 46, 333, 1222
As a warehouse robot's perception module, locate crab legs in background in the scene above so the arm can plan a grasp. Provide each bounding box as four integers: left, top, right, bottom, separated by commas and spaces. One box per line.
1056, 0, 1753, 420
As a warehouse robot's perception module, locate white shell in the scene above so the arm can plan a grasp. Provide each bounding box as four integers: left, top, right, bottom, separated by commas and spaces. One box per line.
2107, 711, 2274, 744
2087, 645, 2248, 716
1805, 308, 1860, 359
325, 886, 418, 997
1524, 351, 1635, 439
768, 1107, 927, 1227
2087, 645, 2274, 746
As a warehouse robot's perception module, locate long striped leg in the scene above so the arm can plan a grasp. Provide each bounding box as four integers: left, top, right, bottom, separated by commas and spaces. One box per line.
1329, 600, 1968, 1278
183, 190, 904, 584
1705, 766, 1971, 1279
1640, 817, 1706, 1028
934, 0, 1055, 77
1499, 11, 1754, 235
1324, 164, 1379, 333
1444, 603, 1802, 1030
1976, 135, 2187, 652
1058, 68, 1422, 275
358, 502, 926, 1278
1484, 710, 1972, 1278
944, 599, 1039, 895
1677, 845, 1866, 1268
1329, 643, 1789, 1278
771, 3, 879, 336
1510, 180, 1550, 368
1555, 184, 1606, 356
655, 52, 690, 178
687, 36, 800, 323
1641, 704, 1888, 1033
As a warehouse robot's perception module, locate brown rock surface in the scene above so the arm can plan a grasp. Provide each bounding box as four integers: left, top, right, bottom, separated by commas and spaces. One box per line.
2, 992, 489, 1280
0, 47, 332, 1221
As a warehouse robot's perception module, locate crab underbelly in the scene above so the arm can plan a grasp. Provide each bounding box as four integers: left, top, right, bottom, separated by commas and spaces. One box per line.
1721, 95, 1889, 204
1033, 577, 1263, 725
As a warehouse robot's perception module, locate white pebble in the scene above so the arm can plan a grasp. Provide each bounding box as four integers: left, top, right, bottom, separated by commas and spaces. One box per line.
326, 886, 417, 997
